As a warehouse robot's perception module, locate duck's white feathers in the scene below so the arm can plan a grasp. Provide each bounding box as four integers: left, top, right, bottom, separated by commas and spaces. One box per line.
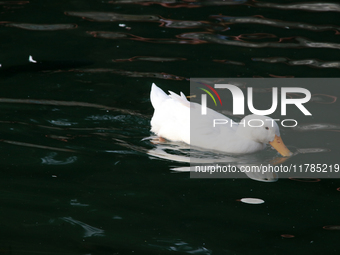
150, 83, 274, 154
150, 83, 169, 109
150, 83, 190, 143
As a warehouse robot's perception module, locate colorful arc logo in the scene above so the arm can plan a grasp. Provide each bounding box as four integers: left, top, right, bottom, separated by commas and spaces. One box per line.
198, 83, 222, 106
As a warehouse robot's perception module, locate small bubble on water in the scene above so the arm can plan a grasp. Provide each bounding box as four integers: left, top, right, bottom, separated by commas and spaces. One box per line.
239, 198, 264, 204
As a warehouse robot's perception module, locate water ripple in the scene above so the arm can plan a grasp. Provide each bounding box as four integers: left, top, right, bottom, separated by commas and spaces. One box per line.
281, 234, 295, 238
213, 59, 245, 65
61, 217, 105, 238
112, 56, 186, 62
65, 11, 160, 22
65, 67, 188, 80
48, 119, 78, 126
1, 22, 77, 30
256, 2, 340, 12
178, 33, 340, 49
88, 31, 200, 44
90, 30, 340, 49
70, 199, 89, 207
211, 15, 340, 34
296, 148, 330, 153
253, 57, 340, 70
149, 238, 211, 254
292, 123, 340, 132
160, 18, 227, 30
0, 139, 77, 152
108, 0, 246, 8
66, 11, 227, 31
41, 152, 77, 165
323, 225, 340, 230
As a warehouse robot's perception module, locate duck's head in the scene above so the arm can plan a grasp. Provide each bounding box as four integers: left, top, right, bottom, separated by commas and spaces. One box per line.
237, 114, 292, 157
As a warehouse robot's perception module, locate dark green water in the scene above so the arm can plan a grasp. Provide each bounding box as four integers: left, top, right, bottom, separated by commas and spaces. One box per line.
1, 0, 340, 254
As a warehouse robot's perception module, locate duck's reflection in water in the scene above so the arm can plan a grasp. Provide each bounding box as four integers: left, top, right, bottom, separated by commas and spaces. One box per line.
170, 167, 279, 183
144, 137, 329, 182
145, 137, 285, 182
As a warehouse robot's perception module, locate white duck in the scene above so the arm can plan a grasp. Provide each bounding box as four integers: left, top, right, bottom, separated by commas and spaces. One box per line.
150, 83, 292, 157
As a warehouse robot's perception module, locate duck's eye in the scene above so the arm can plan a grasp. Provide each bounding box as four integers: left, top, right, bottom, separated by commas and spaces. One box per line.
265, 127, 269, 130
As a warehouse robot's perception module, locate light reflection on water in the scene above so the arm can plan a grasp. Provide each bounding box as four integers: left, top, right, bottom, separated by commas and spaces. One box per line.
41, 152, 77, 165
61, 217, 105, 238
2, 22, 78, 30
148, 238, 211, 254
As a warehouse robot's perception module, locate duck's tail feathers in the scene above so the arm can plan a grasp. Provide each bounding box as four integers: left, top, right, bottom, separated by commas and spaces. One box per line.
150, 83, 169, 109
169, 90, 190, 108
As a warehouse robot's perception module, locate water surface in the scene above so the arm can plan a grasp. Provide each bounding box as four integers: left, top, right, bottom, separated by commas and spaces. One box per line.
0, 0, 340, 254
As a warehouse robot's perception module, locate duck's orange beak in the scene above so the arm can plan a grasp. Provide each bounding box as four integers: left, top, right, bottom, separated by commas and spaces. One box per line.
269, 135, 292, 157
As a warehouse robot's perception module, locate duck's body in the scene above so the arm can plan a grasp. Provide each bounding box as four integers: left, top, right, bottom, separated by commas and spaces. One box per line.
150, 83, 291, 156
